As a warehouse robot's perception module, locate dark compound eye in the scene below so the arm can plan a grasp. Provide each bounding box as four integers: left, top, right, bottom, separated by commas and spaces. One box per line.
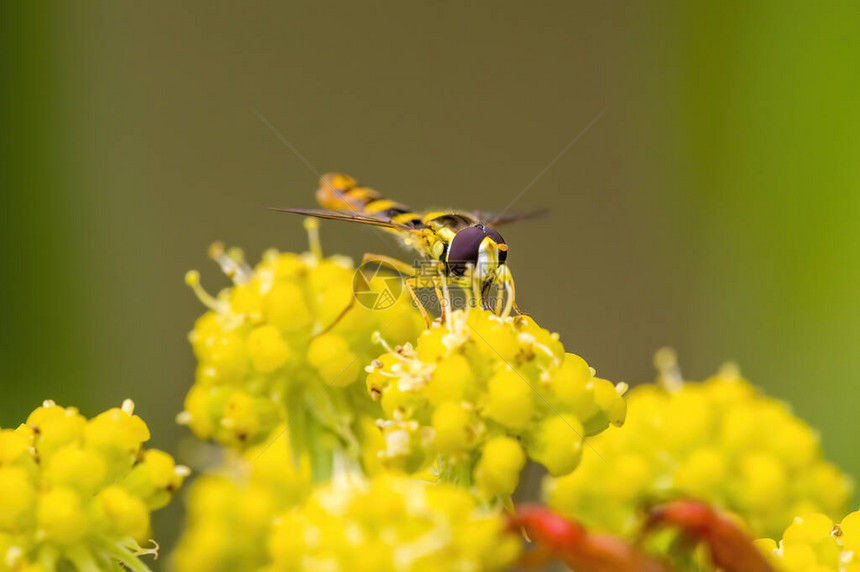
446, 225, 507, 277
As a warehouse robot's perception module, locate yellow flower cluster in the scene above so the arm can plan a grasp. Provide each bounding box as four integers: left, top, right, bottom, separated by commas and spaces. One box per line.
0, 399, 186, 572
756, 510, 860, 571
181, 234, 423, 461
546, 353, 851, 539
365, 308, 627, 498
173, 430, 518, 572
171, 427, 311, 572
266, 473, 520, 572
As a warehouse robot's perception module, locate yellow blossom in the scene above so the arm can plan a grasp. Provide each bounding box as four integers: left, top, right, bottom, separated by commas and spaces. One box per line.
181, 233, 424, 463
0, 399, 186, 571
545, 353, 852, 540
757, 509, 860, 571
365, 308, 626, 498
265, 474, 520, 572
474, 436, 526, 497
171, 426, 311, 572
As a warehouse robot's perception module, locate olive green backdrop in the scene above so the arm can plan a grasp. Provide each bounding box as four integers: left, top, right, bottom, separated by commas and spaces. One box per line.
4, 1, 859, 564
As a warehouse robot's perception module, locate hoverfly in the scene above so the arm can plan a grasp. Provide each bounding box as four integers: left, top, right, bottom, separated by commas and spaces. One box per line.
271, 173, 545, 327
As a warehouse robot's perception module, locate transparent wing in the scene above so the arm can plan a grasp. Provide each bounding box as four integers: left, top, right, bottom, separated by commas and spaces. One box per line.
268, 207, 414, 230
472, 207, 550, 227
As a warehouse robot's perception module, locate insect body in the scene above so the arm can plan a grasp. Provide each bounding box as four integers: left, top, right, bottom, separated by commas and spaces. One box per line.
272, 173, 541, 325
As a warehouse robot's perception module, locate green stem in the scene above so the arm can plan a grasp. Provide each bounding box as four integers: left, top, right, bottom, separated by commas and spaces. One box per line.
66, 545, 110, 572
98, 539, 155, 572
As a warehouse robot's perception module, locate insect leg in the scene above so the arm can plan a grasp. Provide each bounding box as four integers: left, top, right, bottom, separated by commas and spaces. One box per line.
359, 253, 418, 277
462, 277, 473, 309
432, 266, 454, 328
404, 277, 433, 328
360, 253, 436, 328
467, 264, 483, 310
506, 269, 524, 316
494, 265, 516, 319
315, 253, 419, 335
480, 281, 493, 311
494, 283, 504, 315
430, 277, 446, 324
315, 297, 356, 336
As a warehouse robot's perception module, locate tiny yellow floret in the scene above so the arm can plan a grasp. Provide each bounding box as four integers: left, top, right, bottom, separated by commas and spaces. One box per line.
0, 400, 184, 570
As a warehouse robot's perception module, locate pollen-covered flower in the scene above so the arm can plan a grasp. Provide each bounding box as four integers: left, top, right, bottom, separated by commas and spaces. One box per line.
545, 350, 852, 540
756, 509, 860, 571
173, 435, 517, 572
0, 399, 187, 571
364, 308, 627, 498
181, 224, 424, 462
265, 473, 520, 572
171, 427, 311, 572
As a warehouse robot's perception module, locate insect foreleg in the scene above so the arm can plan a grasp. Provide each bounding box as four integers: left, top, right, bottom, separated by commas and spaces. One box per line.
466, 264, 483, 311
430, 273, 455, 329
480, 281, 493, 312
404, 277, 433, 328
359, 253, 418, 278
315, 253, 418, 336
312, 294, 355, 336
494, 283, 504, 315
360, 254, 435, 328
494, 265, 517, 319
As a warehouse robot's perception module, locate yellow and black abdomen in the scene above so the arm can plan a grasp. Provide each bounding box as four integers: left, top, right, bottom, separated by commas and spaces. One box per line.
316, 173, 426, 228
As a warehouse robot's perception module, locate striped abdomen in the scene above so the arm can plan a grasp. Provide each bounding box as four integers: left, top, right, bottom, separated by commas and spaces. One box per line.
316, 173, 426, 228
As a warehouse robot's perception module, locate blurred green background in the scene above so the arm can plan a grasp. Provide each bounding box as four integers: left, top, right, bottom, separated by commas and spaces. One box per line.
3, 0, 859, 564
